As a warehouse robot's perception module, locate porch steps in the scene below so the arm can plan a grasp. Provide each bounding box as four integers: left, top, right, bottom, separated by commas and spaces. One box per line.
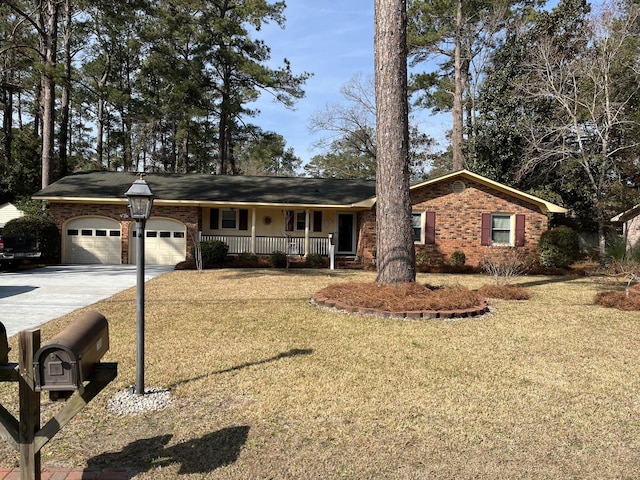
336, 256, 363, 269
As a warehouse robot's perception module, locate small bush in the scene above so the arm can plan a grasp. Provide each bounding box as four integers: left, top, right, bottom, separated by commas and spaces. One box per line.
238, 252, 258, 264
449, 250, 466, 266
415, 251, 431, 266
605, 233, 628, 262
199, 240, 228, 265
537, 226, 581, 268
305, 253, 324, 268
606, 233, 640, 264
480, 248, 530, 285
270, 250, 288, 268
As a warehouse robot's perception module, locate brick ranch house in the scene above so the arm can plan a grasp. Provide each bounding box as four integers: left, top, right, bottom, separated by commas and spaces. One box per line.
32, 169, 567, 268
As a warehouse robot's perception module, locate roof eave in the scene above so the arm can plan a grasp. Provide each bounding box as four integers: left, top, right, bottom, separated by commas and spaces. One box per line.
32, 196, 375, 210
410, 169, 568, 215
611, 204, 640, 222
32, 196, 128, 204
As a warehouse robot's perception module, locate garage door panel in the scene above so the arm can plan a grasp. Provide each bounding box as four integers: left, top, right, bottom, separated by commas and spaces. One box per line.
131, 219, 186, 265
64, 218, 121, 265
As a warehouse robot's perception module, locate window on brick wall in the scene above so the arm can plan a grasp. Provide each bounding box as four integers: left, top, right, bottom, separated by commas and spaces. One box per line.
412, 212, 423, 242
481, 213, 525, 246
412, 211, 436, 244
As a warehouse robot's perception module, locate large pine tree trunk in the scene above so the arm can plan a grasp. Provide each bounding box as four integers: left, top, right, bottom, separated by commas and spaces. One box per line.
38, 0, 59, 189
451, 0, 464, 170
1, 69, 12, 167
58, 0, 72, 179
374, 0, 416, 285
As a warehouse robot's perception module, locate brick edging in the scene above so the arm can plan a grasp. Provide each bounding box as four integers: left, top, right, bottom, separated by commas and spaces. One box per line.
0, 467, 129, 479
311, 294, 489, 320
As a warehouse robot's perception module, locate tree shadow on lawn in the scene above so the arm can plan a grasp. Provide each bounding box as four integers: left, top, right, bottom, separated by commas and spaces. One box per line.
169, 348, 313, 389
516, 274, 590, 289
88, 426, 250, 476
216, 268, 358, 281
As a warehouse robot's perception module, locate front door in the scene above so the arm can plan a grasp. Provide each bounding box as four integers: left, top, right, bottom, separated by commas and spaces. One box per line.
337, 213, 356, 254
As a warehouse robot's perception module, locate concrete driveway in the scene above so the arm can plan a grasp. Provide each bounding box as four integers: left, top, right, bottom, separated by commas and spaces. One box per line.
0, 265, 173, 338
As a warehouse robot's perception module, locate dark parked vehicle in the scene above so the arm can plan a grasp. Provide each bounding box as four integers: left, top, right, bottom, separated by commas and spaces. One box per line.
0, 234, 41, 268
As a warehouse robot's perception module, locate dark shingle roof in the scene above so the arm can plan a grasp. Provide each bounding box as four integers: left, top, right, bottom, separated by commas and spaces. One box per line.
33, 171, 377, 207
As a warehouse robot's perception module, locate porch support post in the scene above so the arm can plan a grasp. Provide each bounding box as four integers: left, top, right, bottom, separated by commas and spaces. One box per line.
304, 209, 310, 257
251, 208, 257, 254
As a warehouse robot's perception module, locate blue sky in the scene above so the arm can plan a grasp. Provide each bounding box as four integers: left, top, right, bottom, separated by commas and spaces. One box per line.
249, 1, 451, 169
248, 0, 584, 169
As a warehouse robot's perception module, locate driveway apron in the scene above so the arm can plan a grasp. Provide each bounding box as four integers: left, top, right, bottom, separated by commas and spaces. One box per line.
0, 265, 172, 338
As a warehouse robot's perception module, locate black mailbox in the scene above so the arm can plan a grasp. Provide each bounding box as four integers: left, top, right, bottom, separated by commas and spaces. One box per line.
34, 311, 109, 394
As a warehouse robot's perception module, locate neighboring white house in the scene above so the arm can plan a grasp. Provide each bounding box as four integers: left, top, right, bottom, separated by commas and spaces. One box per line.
0, 203, 24, 230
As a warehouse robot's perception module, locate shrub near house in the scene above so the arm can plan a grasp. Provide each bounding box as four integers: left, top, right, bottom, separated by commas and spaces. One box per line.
537, 226, 582, 268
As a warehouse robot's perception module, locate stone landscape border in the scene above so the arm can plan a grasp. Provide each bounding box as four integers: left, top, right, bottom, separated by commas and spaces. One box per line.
311, 293, 490, 320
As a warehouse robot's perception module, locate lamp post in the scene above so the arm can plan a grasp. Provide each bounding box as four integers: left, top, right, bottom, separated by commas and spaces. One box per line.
125, 175, 154, 395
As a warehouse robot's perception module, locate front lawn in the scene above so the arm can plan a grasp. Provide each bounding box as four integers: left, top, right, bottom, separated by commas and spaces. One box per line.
0, 269, 638, 479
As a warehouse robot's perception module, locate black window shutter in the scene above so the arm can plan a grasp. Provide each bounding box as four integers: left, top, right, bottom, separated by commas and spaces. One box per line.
313, 211, 322, 232
285, 210, 294, 232
210, 208, 219, 229
239, 209, 249, 231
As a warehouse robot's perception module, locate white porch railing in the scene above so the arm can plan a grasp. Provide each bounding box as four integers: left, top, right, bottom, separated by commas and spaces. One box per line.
201, 235, 331, 256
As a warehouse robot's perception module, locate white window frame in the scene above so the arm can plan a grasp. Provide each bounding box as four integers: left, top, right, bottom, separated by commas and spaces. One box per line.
412, 211, 424, 244
491, 213, 514, 246
220, 209, 238, 230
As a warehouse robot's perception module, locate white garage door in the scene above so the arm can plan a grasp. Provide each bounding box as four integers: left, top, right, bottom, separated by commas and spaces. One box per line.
65, 217, 122, 264
131, 218, 186, 265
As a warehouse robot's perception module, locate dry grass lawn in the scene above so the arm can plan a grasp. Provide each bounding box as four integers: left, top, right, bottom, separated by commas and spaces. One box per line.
0, 269, 639, 479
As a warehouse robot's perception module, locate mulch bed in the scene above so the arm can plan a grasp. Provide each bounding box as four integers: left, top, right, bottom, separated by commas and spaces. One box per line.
477, 284, 530, 300
594, 284, 640, 310
313, 282, 489, 319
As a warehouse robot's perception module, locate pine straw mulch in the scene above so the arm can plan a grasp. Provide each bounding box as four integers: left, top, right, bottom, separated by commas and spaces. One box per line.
317, 282, 531, 314
594, 283, 640, 311
316, 282, 498, 312
477, 284, 530, 300
320, 279, 640, 313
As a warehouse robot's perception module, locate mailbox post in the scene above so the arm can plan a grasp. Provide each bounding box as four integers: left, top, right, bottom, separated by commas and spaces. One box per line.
0, 316, 116, 480
125, 174, 154, 395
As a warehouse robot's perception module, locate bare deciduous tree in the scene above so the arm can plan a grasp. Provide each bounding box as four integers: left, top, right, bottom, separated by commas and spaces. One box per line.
518, 1, 640, 261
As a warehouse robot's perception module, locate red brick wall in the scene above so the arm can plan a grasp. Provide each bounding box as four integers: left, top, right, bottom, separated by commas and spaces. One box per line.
357, 179, 550, 267
49, 203, 199, 264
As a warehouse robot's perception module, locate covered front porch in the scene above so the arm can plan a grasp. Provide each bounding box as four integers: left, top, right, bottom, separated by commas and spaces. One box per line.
201, 205, 362, 258
200, 234, 331, 256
